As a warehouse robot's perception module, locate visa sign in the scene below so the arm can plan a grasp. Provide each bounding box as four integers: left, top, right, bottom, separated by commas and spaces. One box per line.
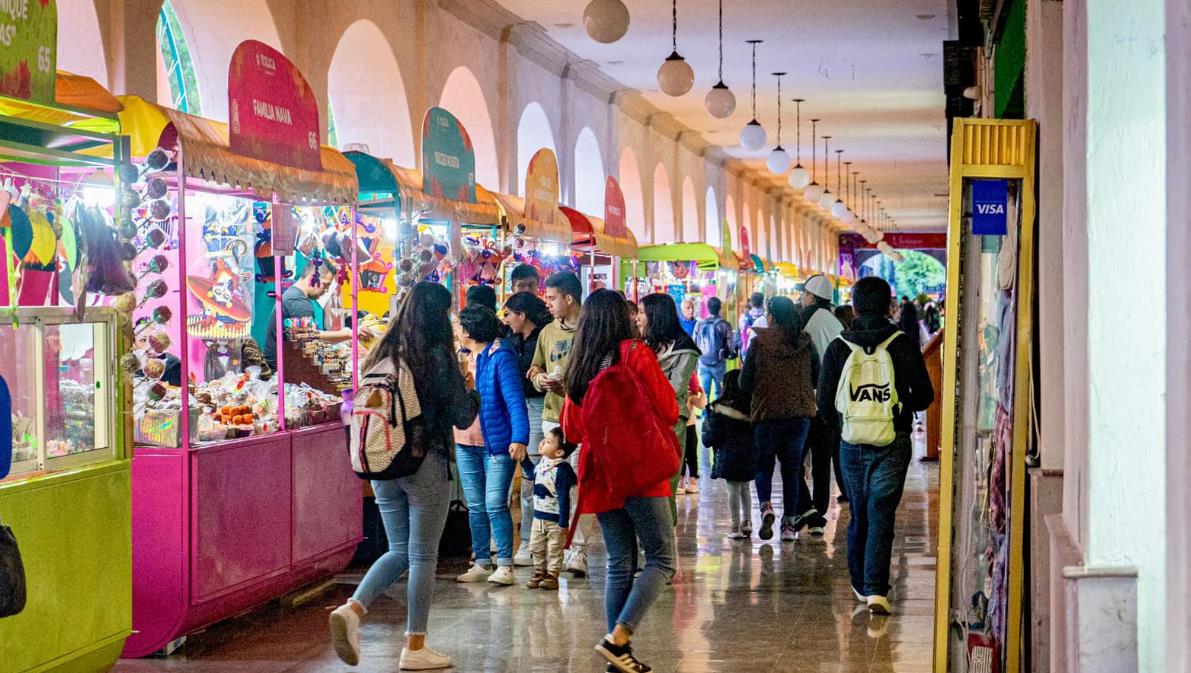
971, 179, 1008, 235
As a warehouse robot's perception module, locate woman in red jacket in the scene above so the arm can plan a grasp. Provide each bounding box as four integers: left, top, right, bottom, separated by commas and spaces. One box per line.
562, 289, 678, 673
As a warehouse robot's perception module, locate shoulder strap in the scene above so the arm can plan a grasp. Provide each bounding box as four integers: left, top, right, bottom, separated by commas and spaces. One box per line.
877, 331, 902, 350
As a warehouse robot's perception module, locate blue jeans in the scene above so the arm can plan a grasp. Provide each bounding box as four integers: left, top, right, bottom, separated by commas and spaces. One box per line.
456, 444, 517, 566
840, 435, 912, 596
698, 361, 727, 402
351, 452, 450, 635
597, 497, 677, 634
753, 418, 811, 522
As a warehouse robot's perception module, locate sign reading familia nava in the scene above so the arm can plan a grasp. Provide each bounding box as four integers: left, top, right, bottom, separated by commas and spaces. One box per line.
0, 0, 57, 105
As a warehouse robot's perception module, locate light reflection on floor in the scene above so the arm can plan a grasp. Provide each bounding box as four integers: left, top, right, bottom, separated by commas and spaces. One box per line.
113, 439, 937, 673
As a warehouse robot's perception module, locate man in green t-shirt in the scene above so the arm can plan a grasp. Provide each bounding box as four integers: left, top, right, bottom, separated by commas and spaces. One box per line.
528, 272, 588, 575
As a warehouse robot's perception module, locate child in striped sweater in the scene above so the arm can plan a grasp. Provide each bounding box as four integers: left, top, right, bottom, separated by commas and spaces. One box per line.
524, 427, 577, 590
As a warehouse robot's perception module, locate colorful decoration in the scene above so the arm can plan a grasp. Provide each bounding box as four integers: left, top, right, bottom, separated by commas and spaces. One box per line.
227, 40, 323, 171
421, 107, 477, 203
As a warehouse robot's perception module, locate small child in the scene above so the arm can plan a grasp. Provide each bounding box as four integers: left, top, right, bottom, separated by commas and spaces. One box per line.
524, 427, 577, 590
678, 375, 706, 494
702, 369, 757, 539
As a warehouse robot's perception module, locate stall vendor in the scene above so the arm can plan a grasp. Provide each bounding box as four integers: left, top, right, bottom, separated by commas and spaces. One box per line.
263, 258, 352, 371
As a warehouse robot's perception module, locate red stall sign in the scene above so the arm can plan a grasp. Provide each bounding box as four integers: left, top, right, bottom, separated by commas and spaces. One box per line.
227, 40, 322, 171
604, 176, 627, 238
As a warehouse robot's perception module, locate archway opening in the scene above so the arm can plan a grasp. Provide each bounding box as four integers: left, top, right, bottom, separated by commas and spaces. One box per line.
618, 148, 646, 243
439, 67, 500, 188
724, 194, 737, 250
652, 164, 674, 244
327, 20, 415, 167
574, 128, 604, 215
57, 0, 107, 86
680, 177, 698, 243
706, 187, 721, 248
516, 103, 556, 196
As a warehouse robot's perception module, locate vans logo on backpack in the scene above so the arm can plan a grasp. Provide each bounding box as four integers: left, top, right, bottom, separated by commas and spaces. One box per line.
850, 383, 891, 403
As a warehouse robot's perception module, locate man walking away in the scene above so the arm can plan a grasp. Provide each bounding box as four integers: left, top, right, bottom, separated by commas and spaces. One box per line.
740, 292, 766, 354
693, 297, 738, 401
795, 274, 846, 536
818, 276, 933, 616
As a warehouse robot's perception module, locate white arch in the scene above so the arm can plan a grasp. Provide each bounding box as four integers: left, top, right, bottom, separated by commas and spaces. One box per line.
328, 20, 415, 166
618, 148, 646, 243
439, 67, 500, 188
680, 177, 698, 243
724, 194, 737, 250
573, 128, 604, 215
652, 164, 674, 244
516, 103, 556, 196
166, 0, 283, 121
57, 0, 107, 86
705, 187, 721, 248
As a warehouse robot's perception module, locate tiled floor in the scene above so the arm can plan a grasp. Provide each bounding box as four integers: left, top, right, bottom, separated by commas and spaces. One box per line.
113, 444, 938, 673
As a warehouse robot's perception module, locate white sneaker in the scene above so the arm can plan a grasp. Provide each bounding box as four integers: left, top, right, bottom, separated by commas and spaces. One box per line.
328, 604, 361, 666
728, 524, 745, 539
566, 550, 589, 577
513, 547, 534, 567
399, 645, 453, 670
852, 586, 867, 603
487, 565, 515, 586
456, 564, 491, 583
867, 594, 892, 615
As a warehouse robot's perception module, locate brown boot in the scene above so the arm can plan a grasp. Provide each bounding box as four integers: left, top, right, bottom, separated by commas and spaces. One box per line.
525, 571, 545, 589
539, 573, 559, 590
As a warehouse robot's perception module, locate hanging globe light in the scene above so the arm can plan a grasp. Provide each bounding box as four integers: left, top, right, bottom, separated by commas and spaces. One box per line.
583, 0, 630, 44
803, 119, 823, 201
657, 0, 694, 96
738, 39, 767, 150
788, 98, 809, 188
703, 0, 736, 118
766, 72, 790, 174
831, 199, 848, 219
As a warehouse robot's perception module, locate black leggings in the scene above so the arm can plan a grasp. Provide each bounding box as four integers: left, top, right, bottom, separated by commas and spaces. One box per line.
683, 424, 699, 478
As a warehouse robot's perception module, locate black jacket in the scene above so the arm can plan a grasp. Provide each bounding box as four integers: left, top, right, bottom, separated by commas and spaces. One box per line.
508, 325, 547, 399
415, 347, 481, 454
702, 400, 757, 482
817, 315, 934, 436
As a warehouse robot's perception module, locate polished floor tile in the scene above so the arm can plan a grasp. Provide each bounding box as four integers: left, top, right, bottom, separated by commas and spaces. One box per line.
113, 442, 939, 673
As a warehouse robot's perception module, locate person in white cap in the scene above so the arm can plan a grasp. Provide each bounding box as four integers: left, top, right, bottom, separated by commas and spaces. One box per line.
792, 274, 847, 536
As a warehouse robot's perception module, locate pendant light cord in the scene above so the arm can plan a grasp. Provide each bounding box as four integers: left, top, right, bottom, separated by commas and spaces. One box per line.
750, 41, 758, 118
775, 75, 783, 145
810, 119, 818, 182
794, 100, 802, 163
822, 136, 831, 190
836, 151, 843, 196
717, 0, 723, 81
672, 0, 678, 53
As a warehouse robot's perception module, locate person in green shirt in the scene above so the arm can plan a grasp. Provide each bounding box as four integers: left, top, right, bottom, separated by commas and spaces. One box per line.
528, 271, 588, 576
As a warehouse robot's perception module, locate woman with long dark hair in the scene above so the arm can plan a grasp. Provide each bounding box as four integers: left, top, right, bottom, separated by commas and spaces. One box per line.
329, 282, 479, 671
637, 293, 701, 503
739, 296, 819, 543
561, 289, 679, 673
502, 291, 554, 567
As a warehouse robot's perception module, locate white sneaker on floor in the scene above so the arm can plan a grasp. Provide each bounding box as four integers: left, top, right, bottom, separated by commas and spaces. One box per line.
399, 645, 453, 670
487, 565, 515, 586
867, 594, 892, 615
566, 550, 589, 577
328, 604, 361, 666
728, 524, 746, 539
513, 547, 534, 567
852, 586, 867, 603
456, 564, 491, 583
808, 525, 825, 538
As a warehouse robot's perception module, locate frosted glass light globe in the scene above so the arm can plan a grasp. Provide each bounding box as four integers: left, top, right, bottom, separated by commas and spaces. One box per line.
841, 209, 856, 225
819, 190, 835, 209
657, 53, 695, 97
739, 119, 767, 150
788, 164, 810, 189
831, 200, 847, 218
584, 0, 630, 43
803, 182, 823, 203
767, 146, 790, 175
704, 82, 737, 118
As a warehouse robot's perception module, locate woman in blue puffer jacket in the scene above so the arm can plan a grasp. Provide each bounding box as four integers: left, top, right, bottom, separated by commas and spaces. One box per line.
454, 305, 530, 586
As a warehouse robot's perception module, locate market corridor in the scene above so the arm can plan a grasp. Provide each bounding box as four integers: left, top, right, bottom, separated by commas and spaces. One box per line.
111, 453, 937, 673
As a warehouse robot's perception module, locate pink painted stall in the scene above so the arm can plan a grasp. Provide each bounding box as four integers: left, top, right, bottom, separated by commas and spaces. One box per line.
120, 42, 363, 657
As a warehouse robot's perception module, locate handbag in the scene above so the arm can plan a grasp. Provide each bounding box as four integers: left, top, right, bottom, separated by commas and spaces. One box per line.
0, 520, 26, 617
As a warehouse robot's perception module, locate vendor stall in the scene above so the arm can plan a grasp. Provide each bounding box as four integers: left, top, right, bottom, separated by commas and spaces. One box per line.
561, 176, 638, 295
775, 261, 801, 296
0, 58, 135, 672
625, 242, 739, 324
492, 149, 576, 295
114, 41, 363, 657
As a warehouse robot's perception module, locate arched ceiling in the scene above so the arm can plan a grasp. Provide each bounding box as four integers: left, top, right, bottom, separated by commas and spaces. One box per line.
495, 0, 952, 231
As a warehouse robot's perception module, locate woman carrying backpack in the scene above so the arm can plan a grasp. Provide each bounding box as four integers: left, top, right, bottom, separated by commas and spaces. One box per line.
562, 289, 679, 673
739, 296, 819, 543
329, 282, 480, 671
454, 305, 530, 587
703, 369, 757, 539
636, 293, 701, 504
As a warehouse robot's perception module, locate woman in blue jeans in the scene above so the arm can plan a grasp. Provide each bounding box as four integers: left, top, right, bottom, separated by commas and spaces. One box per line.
454, 305, 530, 587
561, 290, 679, 673
740, 296, 820, 542
329, 282, 479, 671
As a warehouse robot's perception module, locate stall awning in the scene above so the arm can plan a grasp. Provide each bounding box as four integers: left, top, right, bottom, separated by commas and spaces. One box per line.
636, 243, 739, 271
0, 72, 123, 166
491, 192, 571, 243
749, 254, 769, 273
559, 206, 638, 259
775, 262, 800, 279
116, 96, 357, 205
389, 165, 501, 225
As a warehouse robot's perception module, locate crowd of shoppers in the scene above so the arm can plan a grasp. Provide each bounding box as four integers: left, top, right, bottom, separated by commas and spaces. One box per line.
329, 268, 933, 672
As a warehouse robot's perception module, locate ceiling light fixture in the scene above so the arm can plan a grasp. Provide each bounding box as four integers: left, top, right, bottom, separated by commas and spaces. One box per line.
704, 0, 736, 118
766, 73, 790, 174
818, 136, 835, 209
788, 99, 809, 189
838, 162, 854, 223
739, 40, 767, 150
803, 119, 823, 202
657, 0, 694, 96
583, 0, 630, 43
831, 151, 848, 218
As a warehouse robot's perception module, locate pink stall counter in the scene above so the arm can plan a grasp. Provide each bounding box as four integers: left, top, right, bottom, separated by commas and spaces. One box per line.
114, 44, 366, 657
